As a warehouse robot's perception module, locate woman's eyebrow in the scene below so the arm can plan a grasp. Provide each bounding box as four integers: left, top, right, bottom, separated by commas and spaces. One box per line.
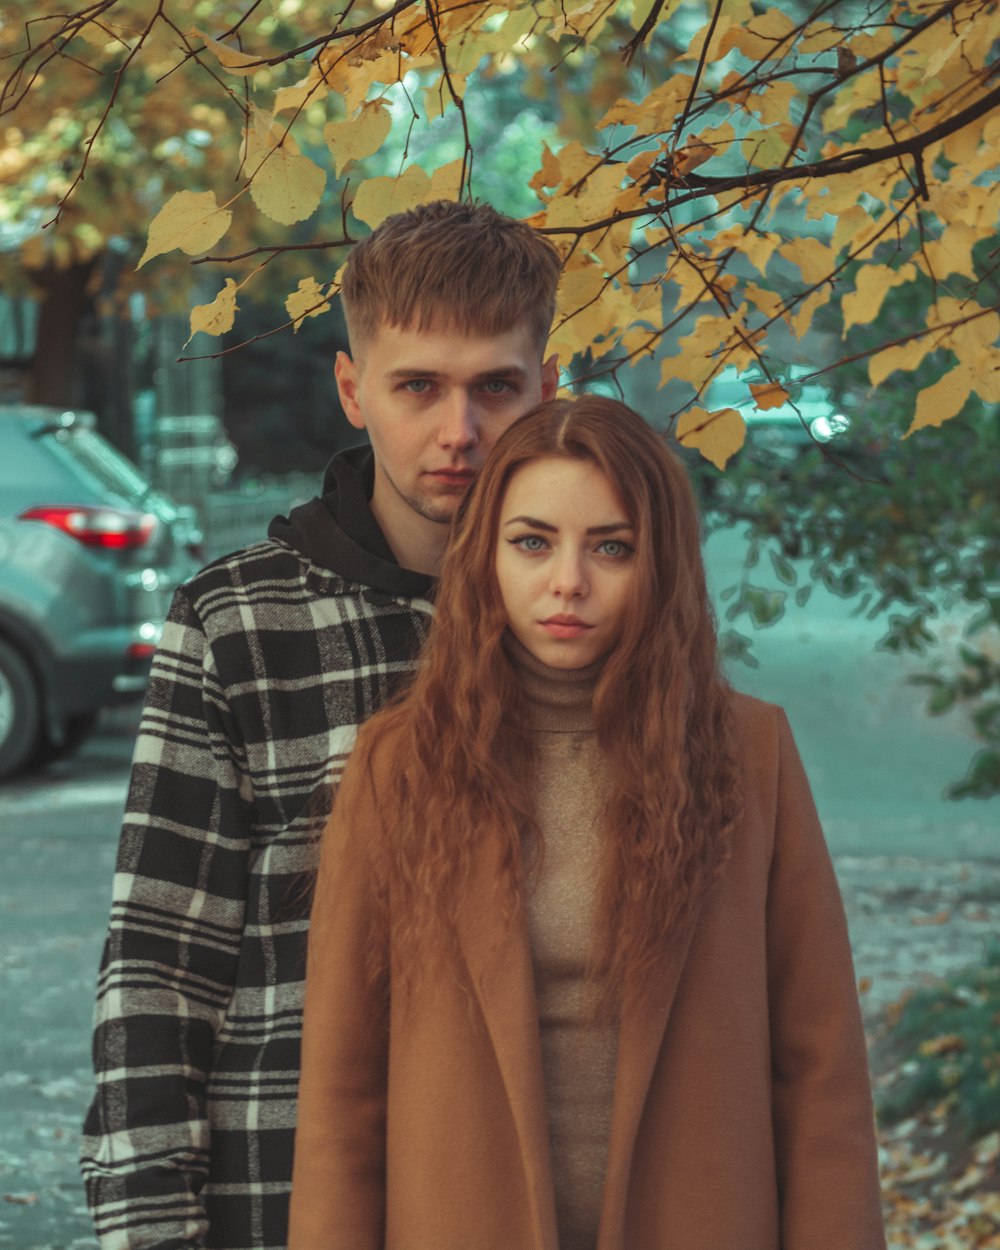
586, 522, 634, 535
501, 517, 633, 535
503, 515, 557, 531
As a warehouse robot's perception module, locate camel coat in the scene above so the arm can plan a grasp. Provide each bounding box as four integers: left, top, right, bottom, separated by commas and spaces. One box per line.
289, 695, 886, 1250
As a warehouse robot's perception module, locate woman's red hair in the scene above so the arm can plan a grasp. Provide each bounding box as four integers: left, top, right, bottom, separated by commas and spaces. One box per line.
348, 395, 743, 1010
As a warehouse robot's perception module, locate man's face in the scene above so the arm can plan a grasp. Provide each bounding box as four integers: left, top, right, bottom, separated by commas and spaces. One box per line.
336, 321, 558, 561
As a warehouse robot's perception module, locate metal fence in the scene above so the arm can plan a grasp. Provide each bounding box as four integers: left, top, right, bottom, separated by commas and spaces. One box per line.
201, 474, 319, 561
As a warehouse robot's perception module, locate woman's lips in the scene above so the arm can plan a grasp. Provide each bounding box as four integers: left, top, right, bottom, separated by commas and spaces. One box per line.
540, 615, 593, 638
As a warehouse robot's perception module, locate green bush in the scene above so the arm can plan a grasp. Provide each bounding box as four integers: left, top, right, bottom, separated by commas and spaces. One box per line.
878, 941, 1000, 1141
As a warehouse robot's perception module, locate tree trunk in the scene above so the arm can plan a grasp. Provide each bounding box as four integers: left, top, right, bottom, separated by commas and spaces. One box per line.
26, 257, 99, 408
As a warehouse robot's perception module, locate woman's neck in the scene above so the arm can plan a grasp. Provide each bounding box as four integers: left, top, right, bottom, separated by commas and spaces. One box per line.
503, 633, 604, 733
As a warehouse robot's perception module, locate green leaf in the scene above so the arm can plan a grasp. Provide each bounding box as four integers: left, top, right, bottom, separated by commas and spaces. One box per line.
770, 550, 797, 586
745, 585, 786, 628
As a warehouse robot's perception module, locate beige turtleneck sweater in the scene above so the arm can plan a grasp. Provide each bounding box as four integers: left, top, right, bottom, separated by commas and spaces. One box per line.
507, 637, 619, 1250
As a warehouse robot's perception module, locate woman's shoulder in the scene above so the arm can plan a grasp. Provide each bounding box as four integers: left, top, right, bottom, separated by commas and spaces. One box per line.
344, 703, 420, 795
724, 689, 797, 782
727, 688, 785, 738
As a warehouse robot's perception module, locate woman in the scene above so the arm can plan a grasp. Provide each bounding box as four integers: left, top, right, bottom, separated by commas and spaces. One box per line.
288, 396, 885, 1250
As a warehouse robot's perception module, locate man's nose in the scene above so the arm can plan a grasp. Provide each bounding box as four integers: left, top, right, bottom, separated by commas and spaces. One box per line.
437, 391, 479, 450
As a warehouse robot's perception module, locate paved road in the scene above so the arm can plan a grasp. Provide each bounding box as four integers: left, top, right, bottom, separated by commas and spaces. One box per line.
0, 721, 129, 1250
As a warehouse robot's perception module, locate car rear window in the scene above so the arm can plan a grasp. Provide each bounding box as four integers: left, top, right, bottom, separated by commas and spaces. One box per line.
41, 426, 151, 507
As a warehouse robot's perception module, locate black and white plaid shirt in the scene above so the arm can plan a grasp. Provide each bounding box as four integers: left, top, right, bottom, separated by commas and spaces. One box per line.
82, 457, 433, 1249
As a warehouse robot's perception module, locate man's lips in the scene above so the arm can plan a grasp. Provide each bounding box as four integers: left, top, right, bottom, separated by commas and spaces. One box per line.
427, 467, 476, 488
539, 614, 593, 638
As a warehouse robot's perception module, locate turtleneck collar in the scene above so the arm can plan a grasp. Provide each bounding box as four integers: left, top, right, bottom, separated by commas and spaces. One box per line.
503, 633, 604, 733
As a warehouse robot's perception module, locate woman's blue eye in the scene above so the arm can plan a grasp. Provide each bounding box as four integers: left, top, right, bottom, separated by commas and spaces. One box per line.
510, 535, 547, 552
598, 540, 633, 558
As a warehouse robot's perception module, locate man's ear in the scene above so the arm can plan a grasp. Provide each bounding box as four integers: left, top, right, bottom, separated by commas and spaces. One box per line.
334, 351, 365, 430
540, 352, 559, 401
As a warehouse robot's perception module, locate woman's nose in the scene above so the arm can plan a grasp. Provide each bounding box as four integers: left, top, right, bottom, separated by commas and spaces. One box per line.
549, 552, 587, 598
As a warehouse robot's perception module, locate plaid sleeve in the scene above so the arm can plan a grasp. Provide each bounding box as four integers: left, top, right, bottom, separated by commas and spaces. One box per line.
81, 582, 253, 1250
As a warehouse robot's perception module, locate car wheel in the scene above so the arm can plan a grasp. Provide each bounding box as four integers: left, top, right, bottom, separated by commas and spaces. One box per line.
0, 638, 42, 780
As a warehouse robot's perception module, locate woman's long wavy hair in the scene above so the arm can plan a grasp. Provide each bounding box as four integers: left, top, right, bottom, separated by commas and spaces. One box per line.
353, 395, 744, 1011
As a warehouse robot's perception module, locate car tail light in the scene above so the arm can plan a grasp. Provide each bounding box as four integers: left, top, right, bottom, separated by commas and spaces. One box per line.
127, 641, 158, 660
19, 505, 157, 549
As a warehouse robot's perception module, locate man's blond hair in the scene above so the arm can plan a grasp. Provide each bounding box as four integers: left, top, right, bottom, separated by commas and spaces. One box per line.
340, 200, 561, 356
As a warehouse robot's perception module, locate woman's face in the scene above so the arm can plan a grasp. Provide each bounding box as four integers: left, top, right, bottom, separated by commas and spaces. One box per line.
494, 455, 637, 670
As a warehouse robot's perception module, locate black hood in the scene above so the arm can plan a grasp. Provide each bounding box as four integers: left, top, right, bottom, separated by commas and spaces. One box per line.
268, 444, 434, 599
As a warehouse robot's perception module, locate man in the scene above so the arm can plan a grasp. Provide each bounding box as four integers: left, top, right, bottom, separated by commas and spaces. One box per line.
81, 199, 560, 1250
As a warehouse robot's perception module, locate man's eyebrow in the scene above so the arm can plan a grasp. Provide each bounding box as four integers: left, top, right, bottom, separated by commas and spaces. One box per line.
386, 365, 528, 382
502, 517, 634, 535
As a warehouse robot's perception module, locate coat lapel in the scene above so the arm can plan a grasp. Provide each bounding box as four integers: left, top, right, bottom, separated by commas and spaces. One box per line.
455, 843, 560, 1250
597, 906, 703, 1247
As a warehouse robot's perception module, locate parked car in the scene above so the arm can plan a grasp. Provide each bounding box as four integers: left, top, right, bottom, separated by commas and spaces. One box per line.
0, 406, 201, 780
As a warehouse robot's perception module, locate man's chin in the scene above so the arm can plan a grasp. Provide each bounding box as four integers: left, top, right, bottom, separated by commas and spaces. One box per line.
408, 495, 462, 527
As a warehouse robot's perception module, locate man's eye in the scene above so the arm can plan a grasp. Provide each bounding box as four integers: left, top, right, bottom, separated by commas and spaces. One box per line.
482, 379, 513, 395
403, 379, 432, 394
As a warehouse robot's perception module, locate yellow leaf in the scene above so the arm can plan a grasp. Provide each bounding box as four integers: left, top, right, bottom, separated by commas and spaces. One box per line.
428, 159, 465, 202
598, 75, 694, 132
253, 149, 325, 226
743, 283, 784, 318
923, 32, 967, 82
717, 9, 795, 61
927, 298, 1000, 356
831, 204, 878, 258
549, 0, 610, 41
743, 125, 794, 169
789, 288, 829, 340
558, 262, 609, 317
194, 29, 263, 76
546, 162, 623, 228
76, 18, 127, 49
842, 263, 916, 331
138, 190, 233, 269
778, 237, 833, 285
798, 22, 844, 54
423, 72, 468, 122
751, 81, 799, 127
675, 138, 715, 174
915, 222, 982, 282
973, 350, 1000, 404
710, 227, 779, 275
531, 142, 564, 196
918, 1033, 965, 1057
324, 101, 393, 177
676, 407, 746, 470
352, 165, 432, 229
244, 108, 326, 226
749, 381, 789, 410
868, 337, 936, 387
186, 278, 238, 344
905, 367, 972, 436
274, 65, 330, 115
286, 277, 330, 331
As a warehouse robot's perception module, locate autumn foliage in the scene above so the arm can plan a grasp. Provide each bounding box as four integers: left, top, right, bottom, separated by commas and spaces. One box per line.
1, 0, 998, 465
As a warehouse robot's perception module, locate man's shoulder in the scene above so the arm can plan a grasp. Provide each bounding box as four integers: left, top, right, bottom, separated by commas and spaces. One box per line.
182, 537, 321, 593
175, 537, 371, 622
